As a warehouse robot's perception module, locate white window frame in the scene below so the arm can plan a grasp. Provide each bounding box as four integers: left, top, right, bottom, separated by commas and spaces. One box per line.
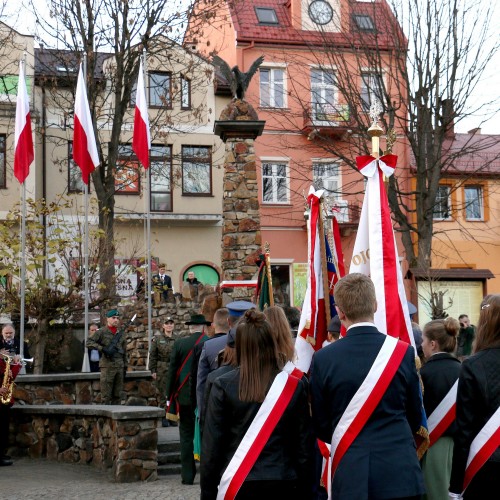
464, 186, 484, 221
433, 185, 452, 220
361, 72, 384, 112
312, 161, 341, 199
311, 68, 337, 121
261, 160, 289, 204
260, 67, 287, 108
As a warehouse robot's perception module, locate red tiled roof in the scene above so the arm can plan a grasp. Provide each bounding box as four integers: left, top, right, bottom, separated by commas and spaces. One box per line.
227, 0, 404, 50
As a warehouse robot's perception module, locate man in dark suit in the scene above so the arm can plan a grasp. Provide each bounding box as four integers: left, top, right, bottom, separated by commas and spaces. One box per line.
310, 273, 425, 500
0, 324, 30, 360
166, 313, 209, 485
152, 263, 173, 301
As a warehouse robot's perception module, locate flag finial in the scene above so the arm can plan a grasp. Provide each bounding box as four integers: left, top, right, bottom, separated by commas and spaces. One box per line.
368, 99, 384, 158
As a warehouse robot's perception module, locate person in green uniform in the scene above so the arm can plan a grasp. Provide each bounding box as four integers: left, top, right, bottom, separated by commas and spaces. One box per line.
86, 309, 127, 405
150, 316, 176, 426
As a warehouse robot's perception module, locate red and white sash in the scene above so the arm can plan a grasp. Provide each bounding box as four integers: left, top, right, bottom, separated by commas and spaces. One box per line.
328, 335, 407, 498
283, 360, 304, 379
427, 380, 458, 447
217, 371, 300, 500
463, 406, 500, 493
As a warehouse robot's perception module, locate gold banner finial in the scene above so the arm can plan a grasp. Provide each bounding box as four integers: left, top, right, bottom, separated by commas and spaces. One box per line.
367, 99, 383, 159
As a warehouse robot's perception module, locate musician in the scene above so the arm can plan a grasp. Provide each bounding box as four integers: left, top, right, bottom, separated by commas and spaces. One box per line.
0, 353, 21, 466
310, 273, 425, 499
86, 309, 128, 405
0, 323, 31, 360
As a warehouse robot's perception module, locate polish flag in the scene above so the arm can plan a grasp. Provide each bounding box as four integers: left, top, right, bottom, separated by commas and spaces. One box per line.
14, 61, 34, 184
350, 154, 415, 347
73, 64, 99, 184
132, 59, 151, 168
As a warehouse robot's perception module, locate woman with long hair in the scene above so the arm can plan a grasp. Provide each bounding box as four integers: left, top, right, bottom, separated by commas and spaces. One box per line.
201, 309, 313, 500
449, 294, 500, 498
420, 317, 461, 499
263, 305, 295, 366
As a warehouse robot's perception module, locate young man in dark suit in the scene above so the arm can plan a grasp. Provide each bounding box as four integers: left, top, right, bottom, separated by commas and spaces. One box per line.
152, 263, 173, 301
310, 273, 425, 500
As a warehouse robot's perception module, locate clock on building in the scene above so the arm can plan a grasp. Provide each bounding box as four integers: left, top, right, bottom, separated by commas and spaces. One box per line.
308, 0, 334, 25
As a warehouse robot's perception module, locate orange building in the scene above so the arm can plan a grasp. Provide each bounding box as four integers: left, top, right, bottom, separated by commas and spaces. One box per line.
188, 0, 411, 306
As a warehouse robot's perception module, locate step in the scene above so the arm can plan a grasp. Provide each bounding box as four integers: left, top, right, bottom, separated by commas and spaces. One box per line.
158, 450, 181, 465
157, 462, 200, 476
158, 441, 180, 454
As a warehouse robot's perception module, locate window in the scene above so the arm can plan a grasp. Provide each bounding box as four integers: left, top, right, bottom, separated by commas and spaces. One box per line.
149, 72, 172, 108
182, 146, 212, 195
361, 72, 384, 112
115, 145, 140, 194
150, 145, 172, 212
313, 162, 340, 199
181, 75, 191, 109
255, 7, 279, 25
433, 185, 451, 220
0, 135, 6, 188
311, 69, 337, 121
68, 142, 85, 193
260, 68, 286, 108
353, 14, 375, 31
262, 162, 288, 203
464, 186, 483, 220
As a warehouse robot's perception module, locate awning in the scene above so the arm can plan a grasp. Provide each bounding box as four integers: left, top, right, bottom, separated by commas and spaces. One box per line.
407, 268, 495, 280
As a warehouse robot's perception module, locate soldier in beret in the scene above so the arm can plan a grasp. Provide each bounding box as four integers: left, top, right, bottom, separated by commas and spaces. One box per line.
86, 309, 127, 405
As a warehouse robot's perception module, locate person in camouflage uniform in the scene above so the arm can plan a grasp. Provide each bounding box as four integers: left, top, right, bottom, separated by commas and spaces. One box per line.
150, 317, 176, 419
86, 309, 127, 405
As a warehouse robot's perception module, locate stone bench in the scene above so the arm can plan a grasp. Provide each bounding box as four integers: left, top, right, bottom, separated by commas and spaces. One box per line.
11, 404, 164, 482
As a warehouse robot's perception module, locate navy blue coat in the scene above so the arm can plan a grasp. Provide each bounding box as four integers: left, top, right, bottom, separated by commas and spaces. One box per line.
310, 325, 425, 500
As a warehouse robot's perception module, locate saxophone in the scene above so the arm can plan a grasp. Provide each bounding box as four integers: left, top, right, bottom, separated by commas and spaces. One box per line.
0, 353, 14, 404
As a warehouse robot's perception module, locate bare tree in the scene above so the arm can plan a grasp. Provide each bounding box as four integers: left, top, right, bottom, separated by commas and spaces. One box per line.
30, 0, 223, 305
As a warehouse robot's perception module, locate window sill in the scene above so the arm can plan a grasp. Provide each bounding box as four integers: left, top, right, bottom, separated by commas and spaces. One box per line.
258, 107, 290, 112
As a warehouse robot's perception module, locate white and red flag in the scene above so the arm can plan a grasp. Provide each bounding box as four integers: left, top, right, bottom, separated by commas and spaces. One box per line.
14, 60, 34, 184
132, 59, 151, 168
350, 154, 415, 347
73, 63, 99, 184
296, 187, 344, 372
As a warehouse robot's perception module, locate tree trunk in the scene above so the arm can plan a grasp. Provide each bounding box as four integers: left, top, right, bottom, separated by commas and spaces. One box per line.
32, 319, 48, 374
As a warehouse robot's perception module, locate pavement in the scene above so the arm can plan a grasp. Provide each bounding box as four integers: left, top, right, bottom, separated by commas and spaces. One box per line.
2, 426, 201, 500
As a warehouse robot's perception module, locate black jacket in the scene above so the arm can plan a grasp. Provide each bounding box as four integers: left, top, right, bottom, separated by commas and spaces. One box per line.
0, 338, 30, 359
420, 352, 461, 437
201, 368, 314, 500
450, 347, 500, 494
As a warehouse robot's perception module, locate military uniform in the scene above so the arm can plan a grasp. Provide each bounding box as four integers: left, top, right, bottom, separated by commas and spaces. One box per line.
86, 325, 127, 405
149, 334, 175, 408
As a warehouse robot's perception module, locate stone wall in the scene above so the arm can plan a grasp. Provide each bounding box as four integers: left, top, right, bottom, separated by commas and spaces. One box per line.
14, 371, 158, 406
11, 405, 163, 482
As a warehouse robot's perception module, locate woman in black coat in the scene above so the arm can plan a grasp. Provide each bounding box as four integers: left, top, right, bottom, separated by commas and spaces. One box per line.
449, 294, 500, 499
420, 317, 461, 499
200, 309, 314, 500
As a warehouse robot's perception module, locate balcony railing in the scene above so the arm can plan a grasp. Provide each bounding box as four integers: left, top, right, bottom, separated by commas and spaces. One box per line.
302, 103, 353, 139
325, 199, 360, 225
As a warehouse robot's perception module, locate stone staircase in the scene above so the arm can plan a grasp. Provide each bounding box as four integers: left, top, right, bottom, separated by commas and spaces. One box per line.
157, 425, 200, 476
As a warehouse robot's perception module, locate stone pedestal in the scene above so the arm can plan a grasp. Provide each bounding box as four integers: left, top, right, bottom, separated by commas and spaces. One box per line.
215, 110, 265, 303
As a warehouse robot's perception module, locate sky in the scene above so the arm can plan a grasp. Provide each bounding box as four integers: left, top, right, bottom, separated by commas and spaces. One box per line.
7, 0, 500, 134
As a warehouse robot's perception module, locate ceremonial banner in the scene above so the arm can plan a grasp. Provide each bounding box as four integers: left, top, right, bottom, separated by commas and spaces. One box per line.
132, 58, 151, 168
14, 61, 34, 184
73, 64, 99, 184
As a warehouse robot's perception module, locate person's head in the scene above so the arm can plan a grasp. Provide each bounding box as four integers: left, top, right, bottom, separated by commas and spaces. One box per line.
213, 308, 229, 333
89, 324, 99, 335
106, 309, 121, 328
220, 344, 237, 367
327, 315, 342, 342
263, 306, 295, 363
474, 295, 500, 352
162, 317, 175, 335
422, 317, 460, 358
458, 314, 470, 328
187, 271, 195, 280
236, 309, 279, 402
1, 323, 15, 342
334, 274, 376, 324
226, 301, 256, 328
158, 264, 166, 274
185, 313, 210, 333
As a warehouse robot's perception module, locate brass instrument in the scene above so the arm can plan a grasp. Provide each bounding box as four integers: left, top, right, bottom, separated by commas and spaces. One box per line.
0, 352, 14, 404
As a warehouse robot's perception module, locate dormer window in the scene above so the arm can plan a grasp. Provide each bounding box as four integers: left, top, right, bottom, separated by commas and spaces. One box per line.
255, 7, 279, 25
353, 14, 375, 31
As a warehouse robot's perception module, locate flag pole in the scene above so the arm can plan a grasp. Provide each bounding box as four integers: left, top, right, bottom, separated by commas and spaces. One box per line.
264, 242, 274, 307
318, 198, 331, 327
81, 53, 90, 373
18, 54, 28, 374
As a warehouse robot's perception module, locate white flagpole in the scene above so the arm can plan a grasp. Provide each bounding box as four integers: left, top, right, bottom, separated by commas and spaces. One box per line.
81, 53, 90, 373
18, 54, 28, 375
144, 50, 153, 370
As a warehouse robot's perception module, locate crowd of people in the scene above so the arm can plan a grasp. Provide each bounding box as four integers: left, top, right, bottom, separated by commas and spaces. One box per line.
0, 276, 498, 499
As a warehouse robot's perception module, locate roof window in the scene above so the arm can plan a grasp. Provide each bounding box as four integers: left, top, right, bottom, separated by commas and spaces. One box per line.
255, 7, 279, 25
353, 14, 375, 31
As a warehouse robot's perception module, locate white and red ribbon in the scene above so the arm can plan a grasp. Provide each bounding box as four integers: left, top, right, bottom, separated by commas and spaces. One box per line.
463, 406, 500, 493
427, 380, 458, 447
217, 371, 300, 499
328, 335, 407, 499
